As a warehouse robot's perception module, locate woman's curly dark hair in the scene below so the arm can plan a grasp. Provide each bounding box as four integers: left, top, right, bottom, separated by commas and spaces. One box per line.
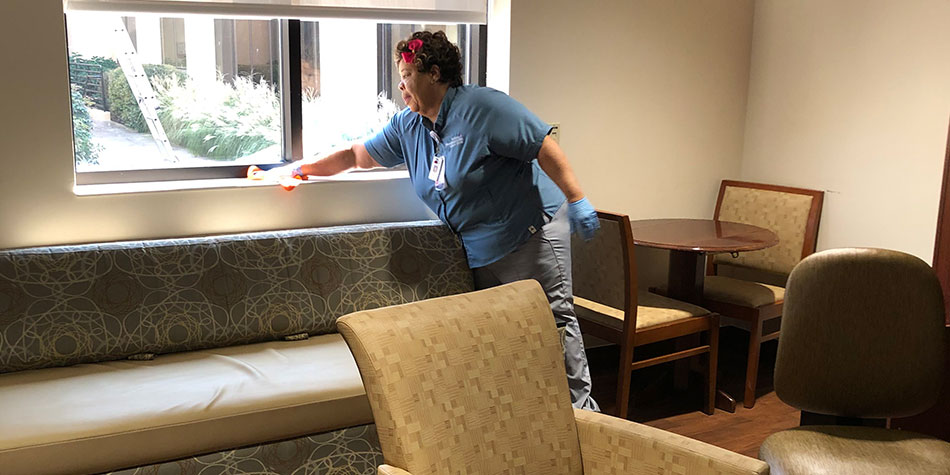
395, 30, 463, 87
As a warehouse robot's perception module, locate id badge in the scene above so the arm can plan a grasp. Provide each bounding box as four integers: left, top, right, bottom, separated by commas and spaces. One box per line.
429, 155, 446, 190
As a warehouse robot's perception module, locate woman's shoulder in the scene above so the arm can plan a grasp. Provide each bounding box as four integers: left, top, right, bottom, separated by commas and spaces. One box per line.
457, 84, 507, 100
455, 85, 521, 112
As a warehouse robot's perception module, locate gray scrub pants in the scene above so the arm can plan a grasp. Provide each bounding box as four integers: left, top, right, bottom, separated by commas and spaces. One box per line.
472, 202, 600, 412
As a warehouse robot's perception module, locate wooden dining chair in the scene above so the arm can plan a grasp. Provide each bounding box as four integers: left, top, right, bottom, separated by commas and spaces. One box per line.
703, 180, 824, 408
571, 211, 720, 419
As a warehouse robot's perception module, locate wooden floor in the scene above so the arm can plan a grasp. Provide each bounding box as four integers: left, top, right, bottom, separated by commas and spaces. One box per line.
586, 326, 799, 458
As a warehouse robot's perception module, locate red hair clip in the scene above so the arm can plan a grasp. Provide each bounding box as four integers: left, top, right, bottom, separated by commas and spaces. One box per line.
402, 38, 424, 64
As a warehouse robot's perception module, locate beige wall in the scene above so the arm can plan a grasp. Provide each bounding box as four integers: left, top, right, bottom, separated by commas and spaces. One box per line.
0, 0, 431, 250
508, 0, 755, 286
742, 0, 950, 263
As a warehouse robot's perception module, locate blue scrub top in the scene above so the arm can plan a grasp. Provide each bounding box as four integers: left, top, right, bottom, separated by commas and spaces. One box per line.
364, 85, 566, 268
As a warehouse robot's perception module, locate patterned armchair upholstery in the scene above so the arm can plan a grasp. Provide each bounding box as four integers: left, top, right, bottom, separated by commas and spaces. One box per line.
713, 185, 817, 275
338, 280, 769, 474
759, 248, 950, 474
704, 180, 824, 408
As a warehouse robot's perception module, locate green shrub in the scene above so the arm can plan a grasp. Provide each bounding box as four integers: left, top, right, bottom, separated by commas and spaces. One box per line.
86, 54, 118, 72
103, 64, 398, 162
154, 75, 281, 159
69, 53, 118, 76
71, 86, 100, 164
107, 64, 184, 132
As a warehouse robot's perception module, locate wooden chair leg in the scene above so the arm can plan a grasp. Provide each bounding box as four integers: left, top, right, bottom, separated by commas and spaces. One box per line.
615, 343, 636, 419
744, 318, 762, 409
704, 316, 720, 415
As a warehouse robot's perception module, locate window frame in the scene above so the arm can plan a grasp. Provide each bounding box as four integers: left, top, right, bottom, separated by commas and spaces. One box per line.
68, 15, 486, 186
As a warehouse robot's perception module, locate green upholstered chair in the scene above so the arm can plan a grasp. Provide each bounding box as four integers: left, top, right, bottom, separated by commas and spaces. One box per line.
338, 280, 769, 475
572, 211, 720, 419
703, 180, 824, 408
759, 248, 950, 474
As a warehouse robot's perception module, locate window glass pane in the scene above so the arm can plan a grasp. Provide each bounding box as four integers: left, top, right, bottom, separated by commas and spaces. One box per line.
299, 21, 472, 160
67, 12, 283, 172
67, 11, 484, 182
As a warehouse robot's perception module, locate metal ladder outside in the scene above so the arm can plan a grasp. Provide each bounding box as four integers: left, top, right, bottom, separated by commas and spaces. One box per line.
110, 16, 177, 162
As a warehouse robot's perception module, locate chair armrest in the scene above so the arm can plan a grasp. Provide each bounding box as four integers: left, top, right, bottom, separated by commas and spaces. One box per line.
574, 409, 769, 475
378, 464, 413, 475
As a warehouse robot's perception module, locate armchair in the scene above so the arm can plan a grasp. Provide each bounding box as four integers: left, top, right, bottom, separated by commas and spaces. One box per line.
338, 280, 768, 474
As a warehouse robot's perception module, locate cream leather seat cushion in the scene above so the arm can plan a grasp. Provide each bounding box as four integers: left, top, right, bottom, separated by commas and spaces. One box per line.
575, 291, 710, 331
0, 334, 372, 475
759, 425, 950, 475
703, 275, 785, 308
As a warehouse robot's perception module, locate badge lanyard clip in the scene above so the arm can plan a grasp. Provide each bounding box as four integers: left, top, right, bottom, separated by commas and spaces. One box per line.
428, 130, 446, 190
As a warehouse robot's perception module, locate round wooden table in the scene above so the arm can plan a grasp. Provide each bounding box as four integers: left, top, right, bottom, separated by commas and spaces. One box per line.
630, 219, 779, 413
630, 219, 779, 305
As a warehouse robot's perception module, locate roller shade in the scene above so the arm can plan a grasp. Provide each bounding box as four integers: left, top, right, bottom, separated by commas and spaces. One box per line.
64, 0, 488, 23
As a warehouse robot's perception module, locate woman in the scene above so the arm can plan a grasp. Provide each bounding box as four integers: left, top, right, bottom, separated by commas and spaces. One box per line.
270, 31, 601, 411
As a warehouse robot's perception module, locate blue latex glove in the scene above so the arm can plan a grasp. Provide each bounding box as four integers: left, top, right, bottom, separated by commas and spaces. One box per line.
568, 197, 600, 241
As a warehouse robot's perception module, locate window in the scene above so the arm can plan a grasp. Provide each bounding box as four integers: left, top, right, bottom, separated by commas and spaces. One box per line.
65, 3, 487, 186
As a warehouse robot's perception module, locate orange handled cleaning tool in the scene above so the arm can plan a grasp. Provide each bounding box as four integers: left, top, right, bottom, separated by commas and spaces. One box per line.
246, 165, 305, 191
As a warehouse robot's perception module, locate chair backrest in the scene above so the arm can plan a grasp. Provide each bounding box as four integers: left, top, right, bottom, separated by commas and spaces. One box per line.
713, 180, 824, 276
775, 248, 947, 419
337, 280, 583, 475
571, 211, 637, 324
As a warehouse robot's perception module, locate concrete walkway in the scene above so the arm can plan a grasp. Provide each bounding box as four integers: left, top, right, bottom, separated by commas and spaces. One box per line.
77, 110, 277, 172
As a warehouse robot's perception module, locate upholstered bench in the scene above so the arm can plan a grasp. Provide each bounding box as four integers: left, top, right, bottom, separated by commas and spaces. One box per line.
0, 221, 473, 475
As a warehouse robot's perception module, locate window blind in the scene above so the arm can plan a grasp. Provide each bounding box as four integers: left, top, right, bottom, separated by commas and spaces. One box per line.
64, 0, 488, 24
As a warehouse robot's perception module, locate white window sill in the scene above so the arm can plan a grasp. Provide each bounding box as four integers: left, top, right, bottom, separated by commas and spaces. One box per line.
73, 169, 410, 196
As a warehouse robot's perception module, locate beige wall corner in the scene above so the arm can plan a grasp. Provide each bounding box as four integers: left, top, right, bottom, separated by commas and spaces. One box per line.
741, 0, 950, 263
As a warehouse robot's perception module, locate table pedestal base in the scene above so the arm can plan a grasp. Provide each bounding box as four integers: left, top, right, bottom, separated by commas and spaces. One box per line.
716, 389, 737, 413
667, 250, 737, 414
668, 249, 706, 304
634, 219, 781, 416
